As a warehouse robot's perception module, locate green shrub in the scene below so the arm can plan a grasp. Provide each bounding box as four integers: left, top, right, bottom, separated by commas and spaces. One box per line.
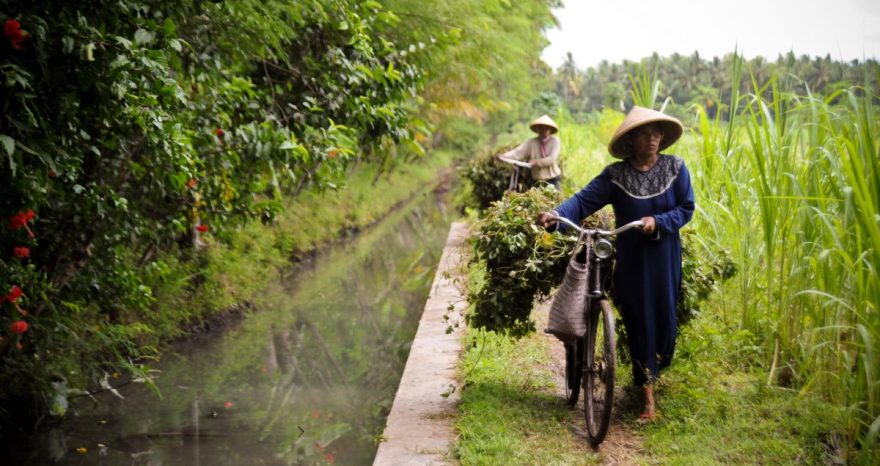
461, 145, 533, 210
0, 0, 424, 421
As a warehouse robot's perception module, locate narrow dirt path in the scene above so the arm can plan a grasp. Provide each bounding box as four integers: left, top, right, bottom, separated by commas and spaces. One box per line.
535, 300, 648, 465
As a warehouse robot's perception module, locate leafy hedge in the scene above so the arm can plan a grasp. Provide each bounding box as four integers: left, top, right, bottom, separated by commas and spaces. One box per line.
0, 0, 426, 420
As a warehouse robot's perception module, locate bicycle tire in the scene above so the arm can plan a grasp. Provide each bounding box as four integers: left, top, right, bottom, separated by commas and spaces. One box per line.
563, 340, 582, 406
583, 299, 616, 447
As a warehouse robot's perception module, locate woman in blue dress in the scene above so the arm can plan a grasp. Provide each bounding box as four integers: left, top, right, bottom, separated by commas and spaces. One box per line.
537, 106, 695, 422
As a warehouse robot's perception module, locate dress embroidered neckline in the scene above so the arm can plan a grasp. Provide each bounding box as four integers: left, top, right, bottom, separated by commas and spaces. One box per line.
607, 155, 682, 199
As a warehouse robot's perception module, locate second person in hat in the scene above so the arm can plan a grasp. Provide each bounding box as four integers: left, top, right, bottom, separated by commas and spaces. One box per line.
497, 114, 563, 190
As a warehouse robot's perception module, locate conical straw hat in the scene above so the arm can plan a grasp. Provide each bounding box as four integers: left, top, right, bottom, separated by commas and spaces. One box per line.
529, 114, 559, 134
607, 106, 683, 158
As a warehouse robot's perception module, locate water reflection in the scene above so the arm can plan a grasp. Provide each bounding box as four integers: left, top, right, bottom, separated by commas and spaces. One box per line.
17, 189, 454, 465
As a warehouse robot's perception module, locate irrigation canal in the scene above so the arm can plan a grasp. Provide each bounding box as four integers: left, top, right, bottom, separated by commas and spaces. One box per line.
13, 183, 457, 465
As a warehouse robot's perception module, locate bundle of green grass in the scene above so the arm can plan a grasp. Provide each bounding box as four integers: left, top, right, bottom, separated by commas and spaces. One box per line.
462, 145, 533, 210
466, 186, 735, 337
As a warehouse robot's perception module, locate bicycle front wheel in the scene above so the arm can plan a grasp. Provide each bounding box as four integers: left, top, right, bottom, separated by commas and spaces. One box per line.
583, 299, 616, 447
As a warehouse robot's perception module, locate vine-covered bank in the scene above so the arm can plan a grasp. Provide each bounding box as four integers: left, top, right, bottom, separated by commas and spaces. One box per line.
0, 0, 558, 426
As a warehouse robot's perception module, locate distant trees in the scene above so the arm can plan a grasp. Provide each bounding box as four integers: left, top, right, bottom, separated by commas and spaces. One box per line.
547, 51, 879, 119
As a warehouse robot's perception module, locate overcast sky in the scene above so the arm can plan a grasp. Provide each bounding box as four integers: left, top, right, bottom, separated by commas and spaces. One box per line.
542, 0, 880, 69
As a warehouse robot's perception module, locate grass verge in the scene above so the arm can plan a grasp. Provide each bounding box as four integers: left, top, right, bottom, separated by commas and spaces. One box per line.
455, 283, 849, 465
455, 328, 599, 465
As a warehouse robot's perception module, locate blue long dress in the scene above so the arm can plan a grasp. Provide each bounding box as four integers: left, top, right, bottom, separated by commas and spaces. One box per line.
555, 154, 695, 386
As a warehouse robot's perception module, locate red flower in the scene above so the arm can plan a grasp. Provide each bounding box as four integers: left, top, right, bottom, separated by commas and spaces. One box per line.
13, 246, 30, 259
324, 452, 336, 464
327, 150, 338, 159
196, 224, 209, 233
9, 210, 36, 238
214, 127, 225, 138
187, 178, 198, 189
4, 285, 23, 303
223, 401, 233, 408
9, 210, 34, 229
10, 320, 28, 334
4, 19, 29, 50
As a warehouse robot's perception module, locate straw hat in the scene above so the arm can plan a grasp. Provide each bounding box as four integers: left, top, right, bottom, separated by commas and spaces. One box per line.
607, 106, 683, 158
529, 114, 559, 134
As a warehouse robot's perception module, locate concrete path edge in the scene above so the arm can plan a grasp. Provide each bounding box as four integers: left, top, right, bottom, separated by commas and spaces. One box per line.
372, 222, 469, 465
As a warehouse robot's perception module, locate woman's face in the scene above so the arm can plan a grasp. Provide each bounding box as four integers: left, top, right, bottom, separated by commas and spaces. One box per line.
536, 126, 553, 137
628, 123, 663, 158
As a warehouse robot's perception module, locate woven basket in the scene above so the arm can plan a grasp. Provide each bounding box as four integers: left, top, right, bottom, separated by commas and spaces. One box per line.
547, 233, 589, 342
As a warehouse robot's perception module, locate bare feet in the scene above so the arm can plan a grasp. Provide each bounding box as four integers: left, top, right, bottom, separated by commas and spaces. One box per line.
636, 385, 657, 424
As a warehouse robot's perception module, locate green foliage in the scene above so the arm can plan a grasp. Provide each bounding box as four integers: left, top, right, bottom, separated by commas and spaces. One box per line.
677, 229, 737, 325
378, 0, 560, 135
0, 0, 433, 421
460, 145, 528, 210
466, 186, 611, 337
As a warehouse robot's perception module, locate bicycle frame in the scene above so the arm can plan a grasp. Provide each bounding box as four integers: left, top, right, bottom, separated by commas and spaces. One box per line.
499, 157, 531, 193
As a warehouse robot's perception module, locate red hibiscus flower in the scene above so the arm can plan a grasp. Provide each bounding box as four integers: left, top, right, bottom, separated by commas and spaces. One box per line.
13, 247, 30, 259
4, 19, 29, 50
4, 285, 23, 303
10, 320, 28, 334
9, 210, 36, 238
196, 224, 209, 233
214, 127, 225, 138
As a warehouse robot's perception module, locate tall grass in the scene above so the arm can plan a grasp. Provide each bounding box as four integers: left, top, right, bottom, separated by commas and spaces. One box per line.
685, 54, 880, 461
556, 56, 879, 460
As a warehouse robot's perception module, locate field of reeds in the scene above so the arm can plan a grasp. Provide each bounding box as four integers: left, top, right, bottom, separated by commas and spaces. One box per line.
554, 57, 879, 461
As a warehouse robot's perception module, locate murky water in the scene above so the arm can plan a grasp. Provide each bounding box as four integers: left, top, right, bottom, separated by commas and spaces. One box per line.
14, 186, 456, 465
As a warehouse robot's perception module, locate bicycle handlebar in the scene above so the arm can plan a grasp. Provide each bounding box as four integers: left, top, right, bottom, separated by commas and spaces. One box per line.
551, 215, 645, 237
498, 157, 531, 169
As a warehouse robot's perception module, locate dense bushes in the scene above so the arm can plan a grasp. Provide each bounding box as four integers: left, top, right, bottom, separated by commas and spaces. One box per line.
0, 0, 427, 420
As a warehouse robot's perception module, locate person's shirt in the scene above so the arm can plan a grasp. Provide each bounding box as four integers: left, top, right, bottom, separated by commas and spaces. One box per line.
500, 135, 562, 180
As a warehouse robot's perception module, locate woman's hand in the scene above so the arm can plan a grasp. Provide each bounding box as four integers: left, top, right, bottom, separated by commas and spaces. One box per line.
536, 211, 557, 229
530, 159, 538, 168
639, 216, 656, 234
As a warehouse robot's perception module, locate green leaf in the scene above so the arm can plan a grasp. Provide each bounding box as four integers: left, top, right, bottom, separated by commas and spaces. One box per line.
134, 29, 154, 46
83, 43, 95, 61
163, 18, 176, 36
0, 134, 15, 157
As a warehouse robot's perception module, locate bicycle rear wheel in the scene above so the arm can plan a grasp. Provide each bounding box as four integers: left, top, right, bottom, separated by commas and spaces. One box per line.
583, 299, 616, 447
563, 340, 583, 406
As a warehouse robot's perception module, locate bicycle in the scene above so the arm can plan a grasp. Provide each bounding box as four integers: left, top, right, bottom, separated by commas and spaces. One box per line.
498, 156, 531, 193
548, 215, 644, 447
